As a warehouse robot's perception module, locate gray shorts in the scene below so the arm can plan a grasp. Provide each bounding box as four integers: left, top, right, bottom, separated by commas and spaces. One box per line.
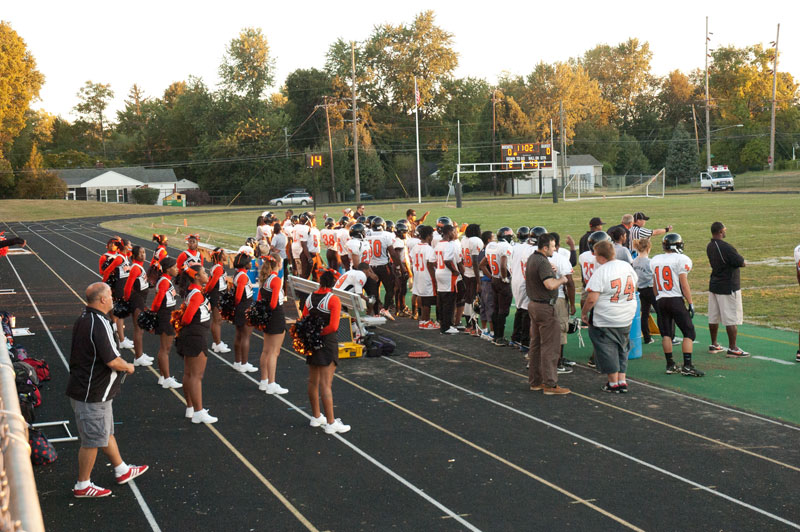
70, 398, 114, 448
479, 280, 495, 321
588, 325, 631, 374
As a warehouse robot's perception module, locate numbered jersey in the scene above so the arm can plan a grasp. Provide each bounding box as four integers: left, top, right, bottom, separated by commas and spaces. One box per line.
334, 269, 367, 293
649, 253, 693, 300
335, 228, 350, 254
291, 224, 310, 256
433, 241, 458, 292
345, 238, 371, 267
485, 241, 513, 279
411, 243, 435, 297
548, 251, 573, 299
308, 227, 321, 254
578, 250, 597, 286
510, 243, 536, 308
585, 260, 639, 327
794, 244, 800, 271
461, 236, 484, 279
367, 230, 395, 266
320, 228, 337, 250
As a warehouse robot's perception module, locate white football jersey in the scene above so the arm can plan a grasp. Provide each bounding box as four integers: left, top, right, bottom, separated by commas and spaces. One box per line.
578, 250, 597, 286
367, 230, 395, 266
334, 269, 367, 293
345, 238, 371, 266
461, 236, 484, 279
794, 244, 800, 271
406, 237, 421, 255
291, 224, 310, 256
411, 243, 435, 296
548, 249, 574, 299
335, 228, 350, 254
511, 243, 535, 308
650, 252, 693, 300
307, 227, 321, 254
586, 260, 639, 327
485, 241, 513, 279
433, 240, 458, 292
320, 228, 337, 250
431, 231, 442, 248
558, 247, 571, 261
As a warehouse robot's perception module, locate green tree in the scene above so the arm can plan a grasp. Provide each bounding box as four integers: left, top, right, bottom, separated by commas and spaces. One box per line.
219, 27, 275, 100
16, 144, 66, 198
284, 68, 334, 151
615, 134, 651, 175
74, 81, 114, 157
0, 155, 14, 197
0, 22, 44, 157
665, 125, 697, 185
739, 137, 769, 169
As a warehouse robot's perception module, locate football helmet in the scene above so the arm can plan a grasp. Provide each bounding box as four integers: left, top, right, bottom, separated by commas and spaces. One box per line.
662, 233, 685, 253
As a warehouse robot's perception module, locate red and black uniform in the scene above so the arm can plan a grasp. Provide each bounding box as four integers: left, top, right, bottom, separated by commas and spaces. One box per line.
175, 285, 211, 358
176, 249, 203, 271
150, 245, 168, 270
99, 251, 123, 287
123, 259, 150, 311
302, 288, 341, 366
233, 268, 253, 327
205, 263, 227, 309
257, 272, 285, 335
111, 254, 131, 300
151, 273, 177, 336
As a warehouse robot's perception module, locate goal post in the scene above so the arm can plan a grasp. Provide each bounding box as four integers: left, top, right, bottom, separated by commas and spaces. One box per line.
563, 168, 665, 201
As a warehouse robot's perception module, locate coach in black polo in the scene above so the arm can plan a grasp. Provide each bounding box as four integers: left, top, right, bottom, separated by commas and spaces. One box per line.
66, 282, 148, 498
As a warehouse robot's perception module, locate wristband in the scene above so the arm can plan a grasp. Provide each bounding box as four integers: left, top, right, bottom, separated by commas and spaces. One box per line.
665, 227, 669, 232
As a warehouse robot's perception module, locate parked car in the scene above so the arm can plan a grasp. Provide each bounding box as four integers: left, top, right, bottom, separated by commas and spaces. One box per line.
268, 192, 313, 206
360, 192, 374, 200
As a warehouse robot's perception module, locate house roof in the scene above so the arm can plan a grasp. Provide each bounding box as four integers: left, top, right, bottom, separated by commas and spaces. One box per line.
54, 166, 177, 186
556, 154, 602, 167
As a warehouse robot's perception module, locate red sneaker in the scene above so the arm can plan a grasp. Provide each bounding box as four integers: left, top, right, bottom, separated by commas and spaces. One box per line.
420, 321, 438, 330
115, 464, 149, 485
73, 483, 112, 498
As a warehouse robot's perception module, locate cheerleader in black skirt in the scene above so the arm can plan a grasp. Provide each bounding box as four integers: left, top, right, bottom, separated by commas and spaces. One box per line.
123, 245, 152, 366
232, 249, 257, 373
206, 248, 231, 354
150, 257, 182, 389
176, 265, 217, 424
303, 270, 350, 434
257, 253, 288, 394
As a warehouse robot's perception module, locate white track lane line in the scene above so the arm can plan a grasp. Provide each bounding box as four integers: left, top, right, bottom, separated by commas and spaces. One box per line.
382, 356, 800, 530
4, 255, 162, 532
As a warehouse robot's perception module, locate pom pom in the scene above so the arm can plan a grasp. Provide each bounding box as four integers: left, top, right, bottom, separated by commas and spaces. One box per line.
112, 299, 132, 318
289, 314, 326, 356
219, 290, 236, 323
105, 272, 119, 288
170, 304, 187, 336
245, 299, 273, 331
137, 309, 159, 332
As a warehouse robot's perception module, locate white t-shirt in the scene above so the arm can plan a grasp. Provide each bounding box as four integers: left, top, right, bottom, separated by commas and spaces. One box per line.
461, 236, 484, 279
411, 243, 435, 296
549, 250, 574, 299
335, 228, 350, 254
485, 241, 513, 279
282, 220, 293, 233
271, 233, 288, 260
433, 240, 458, 292
256, 224, 272, 242
511, 243, 536, 308
345, 238, 371, 266
794, 244, 800, 271
367, 230, 395, 266
320, 228, 337, 251
649, 252, 693, 300
586, 259, 639, 327
578, 250, 597, 286
307, 227, 321, 254
291, 224, 310, 256
334, 269, 367, 293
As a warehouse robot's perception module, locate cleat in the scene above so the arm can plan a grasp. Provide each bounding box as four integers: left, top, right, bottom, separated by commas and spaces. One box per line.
708, 344, 725, 354
493, 337, 509, 347
681, 365, 705, 377
665, 363, 681, 374
726, 347, 750, 358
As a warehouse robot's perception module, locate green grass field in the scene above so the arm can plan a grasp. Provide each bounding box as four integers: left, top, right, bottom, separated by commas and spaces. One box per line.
0, 199, 236, 222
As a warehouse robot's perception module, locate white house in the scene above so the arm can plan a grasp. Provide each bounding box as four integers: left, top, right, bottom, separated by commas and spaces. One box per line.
504, 154, 604, 195
55, 167, 186, 203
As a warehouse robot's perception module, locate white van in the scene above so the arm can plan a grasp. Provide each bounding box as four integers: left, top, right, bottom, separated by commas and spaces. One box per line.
700, 165, 735, 191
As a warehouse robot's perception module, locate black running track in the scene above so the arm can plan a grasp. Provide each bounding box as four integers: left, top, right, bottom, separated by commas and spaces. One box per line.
3, 216, 800, 532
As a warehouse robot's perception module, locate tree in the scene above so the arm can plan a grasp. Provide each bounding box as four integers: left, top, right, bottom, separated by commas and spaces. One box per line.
16, 144, 66, 198
615, 134, 651, 176
0, 22, 44, 156
284, 68, 334, 151
657, 70, 699, 128
74, 81, 114, 157
0, 155, 14, 197
665, 126, 697, 185
219, 27, 275, 100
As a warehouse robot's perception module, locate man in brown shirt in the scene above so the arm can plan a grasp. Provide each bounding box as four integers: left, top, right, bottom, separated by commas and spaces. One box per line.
526, 234, 570, 395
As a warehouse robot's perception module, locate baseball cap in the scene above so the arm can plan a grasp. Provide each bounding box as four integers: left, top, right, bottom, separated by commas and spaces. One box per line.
634, 212, 650, 221
237, 245, 255, 256
589, 217, 604, 226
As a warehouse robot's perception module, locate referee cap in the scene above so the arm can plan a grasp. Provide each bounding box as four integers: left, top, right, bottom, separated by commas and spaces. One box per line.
634, 212, 650, 221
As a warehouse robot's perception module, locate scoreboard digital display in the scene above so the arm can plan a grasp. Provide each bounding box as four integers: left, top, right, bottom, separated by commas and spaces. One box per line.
306, 154, 324, 169
500, 143, 553, 169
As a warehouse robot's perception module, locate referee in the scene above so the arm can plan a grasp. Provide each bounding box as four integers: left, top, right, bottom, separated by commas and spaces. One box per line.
630, 212, 672, 243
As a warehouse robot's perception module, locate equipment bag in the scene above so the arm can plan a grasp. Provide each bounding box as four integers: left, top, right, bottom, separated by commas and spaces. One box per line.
14, 361, 39, 387
21, 358, 50, 382
17, 381, 41, 408
29, 428, 57, 465
377, 335, 396, 356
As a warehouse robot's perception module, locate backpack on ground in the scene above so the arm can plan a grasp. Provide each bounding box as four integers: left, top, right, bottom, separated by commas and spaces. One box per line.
29, 428, 57, 465
14, 361, 39, 388
21, 358, 51, 382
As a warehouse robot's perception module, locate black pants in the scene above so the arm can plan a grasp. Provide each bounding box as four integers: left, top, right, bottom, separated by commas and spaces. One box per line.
394, 272, 408, 310
364, 277, 380, 315
638, 287, 658, 342
326, 249, 340, 271
511, 306, 531, 346
371, 264, 395, 312
438, 291, 456, 332
491, 278, 513, 340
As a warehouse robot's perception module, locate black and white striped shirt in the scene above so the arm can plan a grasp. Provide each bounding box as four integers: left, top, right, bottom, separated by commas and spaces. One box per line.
629, 225, 653, 243
66, 307, 122, 403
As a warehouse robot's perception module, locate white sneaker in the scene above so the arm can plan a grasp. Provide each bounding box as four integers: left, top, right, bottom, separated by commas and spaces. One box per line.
309, 415, 326, 428
324, 418, 351, 434
191, 409, 218, 424
258, 380, 270, 391
120, 338, 134, 350
212, 342, 231, 354
445, 327, 459, 335
157, 376, 165, 386
161, 377, 183, 389
266, 382, 288, 395
185, 407, 194, 419
240, 362, 258, 373
233, 362, 243, 372
133, 356, 152, 367
140, 353, 154, 363
480, 331, 494, 342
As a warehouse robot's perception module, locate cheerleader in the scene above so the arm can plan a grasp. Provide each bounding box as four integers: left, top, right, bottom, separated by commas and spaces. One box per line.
176, 234, 203, 270
123, 246, 154, 366
101, 238, 135, 350
175, 265, 217, 424
257, 254, 288, 394
233, 248, 257, 373
150, 257, 182, 389
304, 270, 350, 434
205, 248, 231, 354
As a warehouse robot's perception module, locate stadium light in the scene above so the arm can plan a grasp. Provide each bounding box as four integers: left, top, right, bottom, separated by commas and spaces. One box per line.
711, 124, 743, 134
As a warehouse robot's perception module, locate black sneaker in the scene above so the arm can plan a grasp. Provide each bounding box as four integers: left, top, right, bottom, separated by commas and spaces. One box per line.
665, 363, 680, 374
602, 383, 621, 393
493, 337, 509, 347
618, 383, 628, 393
562, 358, 577, 367
587, 357, 596, 368
681, 365, 705, 377
796, 351, 800, 363
644, 338, 656, 345
557, 364, 573, 374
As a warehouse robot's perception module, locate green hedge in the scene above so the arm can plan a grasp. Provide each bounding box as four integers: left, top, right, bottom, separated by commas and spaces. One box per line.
132, 187, 160, 205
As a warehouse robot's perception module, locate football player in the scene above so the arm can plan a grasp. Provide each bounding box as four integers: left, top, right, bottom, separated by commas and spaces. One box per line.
411, 225, 438, 329
510, 227, 534, 351
796, 242, 800, 362
392, 221, 412, 317
460, 223, 484, 334
432, 223, 462, 334
481, 227, 514, 346
549, 232, 577, 372
290, 213, 311, 279
320, 217, 340, 271
366, 217, 399, 319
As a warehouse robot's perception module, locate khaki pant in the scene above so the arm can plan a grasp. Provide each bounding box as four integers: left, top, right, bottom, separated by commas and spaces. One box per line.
528, 302, 561, 388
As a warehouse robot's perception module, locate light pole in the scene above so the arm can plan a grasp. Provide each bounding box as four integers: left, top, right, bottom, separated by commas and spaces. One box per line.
706, 124, 743, 166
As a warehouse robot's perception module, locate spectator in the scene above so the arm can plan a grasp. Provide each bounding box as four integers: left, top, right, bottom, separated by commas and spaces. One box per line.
355, 204, 366, 217
406, 208, 430, 231
706, 222, 748, 357
609, 214, 634, 250
632, 238, 657, 344
66, 282, 148, 498
608, 226, 633, 264
578, 217, 604, 254
795, 242, 800, 362
630, 212, 672, 243
581, 240, 639, 393
526, 233, 570, 395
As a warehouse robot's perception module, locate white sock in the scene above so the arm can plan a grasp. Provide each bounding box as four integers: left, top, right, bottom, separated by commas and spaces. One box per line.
260, 379, 268, 386
75, 480, 91, 490
609, 381, 618, 387
114, 462, 129, 476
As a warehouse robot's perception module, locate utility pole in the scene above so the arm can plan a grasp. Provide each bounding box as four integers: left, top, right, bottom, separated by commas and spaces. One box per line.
492, 89, 497, 196
284, 127, 289, 157
323, 97, 336, 202
769, 23, 780, 171
691, 104, 700, 154
705, 16, 712, 168
351, 41, 360, 202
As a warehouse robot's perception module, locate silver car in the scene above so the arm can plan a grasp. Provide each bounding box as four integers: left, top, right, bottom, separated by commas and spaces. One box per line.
268, 192, 313, 206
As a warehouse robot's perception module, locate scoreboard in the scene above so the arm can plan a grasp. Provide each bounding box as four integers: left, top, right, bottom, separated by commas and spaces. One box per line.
500, 143, 553, 169
306, 154, 324, 169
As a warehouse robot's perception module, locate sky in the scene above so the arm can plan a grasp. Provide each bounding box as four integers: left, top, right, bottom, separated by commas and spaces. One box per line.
5, 0, 799, 119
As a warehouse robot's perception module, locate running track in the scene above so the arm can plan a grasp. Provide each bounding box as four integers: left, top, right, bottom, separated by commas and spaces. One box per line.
2, 216, 799, 531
